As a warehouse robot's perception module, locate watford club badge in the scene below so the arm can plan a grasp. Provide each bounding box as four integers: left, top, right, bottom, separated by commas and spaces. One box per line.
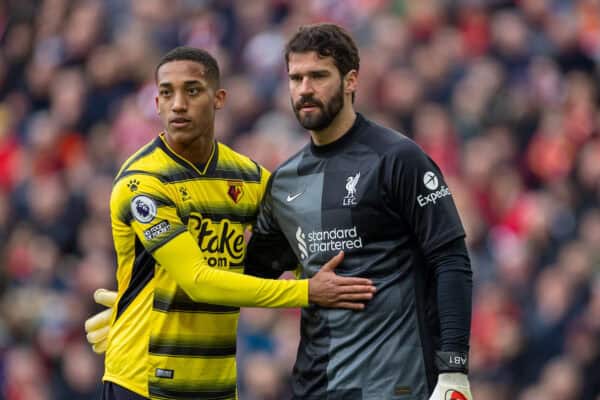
227, 181, 243, 203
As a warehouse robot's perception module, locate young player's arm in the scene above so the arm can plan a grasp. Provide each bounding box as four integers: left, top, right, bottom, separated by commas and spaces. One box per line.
84, 249, 362, 353
153, 231, 306, 307
116, 173, 375, 309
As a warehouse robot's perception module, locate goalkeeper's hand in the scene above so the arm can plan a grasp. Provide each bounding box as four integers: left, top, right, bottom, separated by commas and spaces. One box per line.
84, 288, 117, 354
428, 373, 472, 400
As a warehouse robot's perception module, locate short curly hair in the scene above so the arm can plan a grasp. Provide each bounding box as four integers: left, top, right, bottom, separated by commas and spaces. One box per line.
284, 23, 360, 77
155, 46, 220, 88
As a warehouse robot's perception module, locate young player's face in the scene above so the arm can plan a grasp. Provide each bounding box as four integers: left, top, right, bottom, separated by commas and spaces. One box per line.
288, 51, 345, 131
155, 60, 225, 146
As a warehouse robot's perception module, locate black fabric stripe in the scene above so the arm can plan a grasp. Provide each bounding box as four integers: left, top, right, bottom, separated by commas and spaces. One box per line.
181, 212, 255, 224
115, 238, 155, 321
118, 169, 262, 185
104, 382, 148, 399
161, 171, 202, 183
211, 168, 261, 183
116, 170, 169, 184
205, 140, 219, 175
117, 169, 226, 185
123, 212, 133, 225
196, 212, 255, 223
149, 342, 236, 357
117, 200, 134, 225
115, 139, 161, 182
160, 175, 261, 183
153, 296, 239, 314
138, 231, 183, 257
252, 159, 262, 181
146, 227, 187, 253
148, 384, 236, 400
158, 173, 262, 183
135, 192, 176, 208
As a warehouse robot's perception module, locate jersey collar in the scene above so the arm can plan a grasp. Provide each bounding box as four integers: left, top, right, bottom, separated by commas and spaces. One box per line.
309, 113, 366, 157
156, 132, 219, 176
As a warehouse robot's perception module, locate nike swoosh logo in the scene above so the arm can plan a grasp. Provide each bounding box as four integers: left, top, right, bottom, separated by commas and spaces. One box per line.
286, 192, 303, 202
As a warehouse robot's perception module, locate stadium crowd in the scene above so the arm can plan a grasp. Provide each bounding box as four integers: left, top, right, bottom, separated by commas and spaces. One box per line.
0, 0, 599, 399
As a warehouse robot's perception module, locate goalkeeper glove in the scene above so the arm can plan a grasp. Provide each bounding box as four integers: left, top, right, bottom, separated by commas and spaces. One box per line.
429, 351, 472, 400
429, 373, 472, 400
84, 288, 117, 354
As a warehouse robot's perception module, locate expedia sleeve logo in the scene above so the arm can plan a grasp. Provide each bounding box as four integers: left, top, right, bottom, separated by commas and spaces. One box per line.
188, 212, 245, 268
417, 171, 452, 207
423, 171, 439, 190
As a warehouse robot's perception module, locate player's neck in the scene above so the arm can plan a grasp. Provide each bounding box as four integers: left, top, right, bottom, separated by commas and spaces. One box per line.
310, 105, 356, 146
164, 131, 214, 165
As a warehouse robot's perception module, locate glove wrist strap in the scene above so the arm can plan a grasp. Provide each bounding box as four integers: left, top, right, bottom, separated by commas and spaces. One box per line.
435, 351, 469, 373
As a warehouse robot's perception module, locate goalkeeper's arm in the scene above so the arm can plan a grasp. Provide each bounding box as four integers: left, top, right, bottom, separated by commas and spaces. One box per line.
244, 230, 299, 279
426, 238, 473, 400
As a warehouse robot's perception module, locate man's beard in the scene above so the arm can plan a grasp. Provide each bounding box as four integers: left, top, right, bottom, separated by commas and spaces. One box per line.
292, 83, 344, 131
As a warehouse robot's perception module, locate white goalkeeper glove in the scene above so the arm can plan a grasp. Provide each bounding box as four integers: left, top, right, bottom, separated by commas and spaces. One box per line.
429, 351, 472, 400
84, 288, 117, 354
429, 372, 472, 400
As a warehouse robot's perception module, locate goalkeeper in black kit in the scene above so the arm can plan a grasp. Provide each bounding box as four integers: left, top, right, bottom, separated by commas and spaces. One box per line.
245, 24, 473, 400
87, 23, 473, 400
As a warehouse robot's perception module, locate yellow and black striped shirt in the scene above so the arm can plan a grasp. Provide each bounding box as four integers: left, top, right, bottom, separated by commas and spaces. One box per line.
104, 133, 308, 399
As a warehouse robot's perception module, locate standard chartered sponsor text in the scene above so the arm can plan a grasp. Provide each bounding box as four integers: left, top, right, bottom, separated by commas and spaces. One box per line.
306, 226, 363, 253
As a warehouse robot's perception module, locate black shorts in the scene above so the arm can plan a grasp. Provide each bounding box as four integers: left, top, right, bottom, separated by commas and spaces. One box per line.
102, 382, 147, 400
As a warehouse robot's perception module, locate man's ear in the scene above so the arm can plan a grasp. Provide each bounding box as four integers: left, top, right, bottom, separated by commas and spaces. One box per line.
344, 69, 358, 95
214, 89, 227, 110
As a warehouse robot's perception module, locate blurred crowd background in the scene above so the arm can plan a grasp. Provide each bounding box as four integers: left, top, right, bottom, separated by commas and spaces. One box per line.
0, 0, 599, 399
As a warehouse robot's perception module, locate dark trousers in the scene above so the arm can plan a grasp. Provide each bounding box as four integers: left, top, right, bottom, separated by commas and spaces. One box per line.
102, 382, 148, 400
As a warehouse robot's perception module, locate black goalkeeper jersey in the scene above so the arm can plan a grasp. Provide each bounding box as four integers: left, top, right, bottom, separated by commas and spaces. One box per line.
247, 113, 469, 400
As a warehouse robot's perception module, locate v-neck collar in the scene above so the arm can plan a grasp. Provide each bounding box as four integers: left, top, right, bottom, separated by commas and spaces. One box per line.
157, 132, 218, 176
